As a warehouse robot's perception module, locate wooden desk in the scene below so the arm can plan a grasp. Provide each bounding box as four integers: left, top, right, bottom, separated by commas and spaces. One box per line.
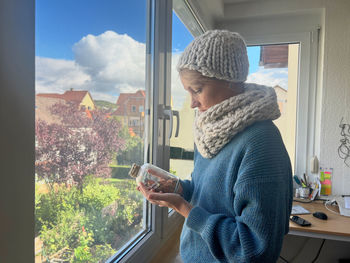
289, 200, 350, 242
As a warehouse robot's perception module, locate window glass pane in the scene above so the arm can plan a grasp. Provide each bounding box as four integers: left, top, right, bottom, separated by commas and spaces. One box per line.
170, 11, 195, 181
247, 44, 298, 172
35, 1, 147, 262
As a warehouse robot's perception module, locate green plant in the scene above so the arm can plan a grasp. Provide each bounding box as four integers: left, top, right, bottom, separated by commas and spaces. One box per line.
78, 177, 121, 211
111, 166, 131, 179
73, 230, 94, 263
35, 177, 144, 262
40, 209, 89, 261
90, 244, 116, 263
35, 184, 78, 236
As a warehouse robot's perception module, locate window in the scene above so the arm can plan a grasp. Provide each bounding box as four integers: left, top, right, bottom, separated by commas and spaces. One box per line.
244, 32, 318, 176
247, 43, 299, 172
169, 11, 195, 181
35, 0, 199, 262
35, 1, 149, 262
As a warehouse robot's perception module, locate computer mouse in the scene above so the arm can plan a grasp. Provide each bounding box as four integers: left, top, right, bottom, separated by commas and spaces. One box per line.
313, 211, 328, 220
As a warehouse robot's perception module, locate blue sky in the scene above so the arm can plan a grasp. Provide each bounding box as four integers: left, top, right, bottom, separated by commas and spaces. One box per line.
36, 0, 147, 59
36, 0, 260, 70
35, 1, 286, 103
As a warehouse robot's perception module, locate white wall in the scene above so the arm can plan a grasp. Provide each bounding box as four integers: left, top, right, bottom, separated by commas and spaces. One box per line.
0, 0, 35, 262
320, 0, 350, 195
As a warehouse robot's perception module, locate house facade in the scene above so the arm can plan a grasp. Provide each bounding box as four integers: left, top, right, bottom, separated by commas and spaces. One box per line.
113, 90, 145, 137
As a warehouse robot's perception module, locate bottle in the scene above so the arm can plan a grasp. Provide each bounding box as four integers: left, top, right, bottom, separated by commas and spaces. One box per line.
129, 163, 180, 193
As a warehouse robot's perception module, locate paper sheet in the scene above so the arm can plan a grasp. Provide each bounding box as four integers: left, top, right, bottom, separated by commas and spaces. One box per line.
291, 205, 310, 215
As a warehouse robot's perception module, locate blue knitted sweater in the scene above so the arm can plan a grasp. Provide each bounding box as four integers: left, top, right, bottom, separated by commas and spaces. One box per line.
180, 120, 293, 263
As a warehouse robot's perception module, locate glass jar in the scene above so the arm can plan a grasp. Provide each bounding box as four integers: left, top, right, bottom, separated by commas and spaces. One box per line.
129, 163, 180, 193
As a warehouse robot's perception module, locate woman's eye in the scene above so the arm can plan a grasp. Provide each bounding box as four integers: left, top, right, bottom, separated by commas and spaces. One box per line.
193, 89, 202, 94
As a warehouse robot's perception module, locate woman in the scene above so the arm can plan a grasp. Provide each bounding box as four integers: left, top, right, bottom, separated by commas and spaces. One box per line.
138, 30, 293, 263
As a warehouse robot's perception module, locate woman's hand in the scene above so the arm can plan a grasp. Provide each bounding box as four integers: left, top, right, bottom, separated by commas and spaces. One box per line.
137, 183, 192, 218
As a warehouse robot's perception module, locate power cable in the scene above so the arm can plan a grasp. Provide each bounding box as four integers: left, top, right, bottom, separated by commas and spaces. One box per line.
311, 239, 326, 263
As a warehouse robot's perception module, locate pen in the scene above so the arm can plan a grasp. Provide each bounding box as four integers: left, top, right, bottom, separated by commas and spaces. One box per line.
303, 173, 308, 187
300, 178, 306, 187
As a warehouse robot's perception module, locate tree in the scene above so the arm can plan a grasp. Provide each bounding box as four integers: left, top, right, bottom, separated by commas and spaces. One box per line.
35, 102, 125, 188
116, 125, 144, 166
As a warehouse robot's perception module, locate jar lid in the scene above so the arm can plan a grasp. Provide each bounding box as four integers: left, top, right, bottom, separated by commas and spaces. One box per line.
129, 163, 141, 178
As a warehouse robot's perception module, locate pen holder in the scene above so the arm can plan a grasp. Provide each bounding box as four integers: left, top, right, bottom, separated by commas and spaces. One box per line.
299, 187, 311, 199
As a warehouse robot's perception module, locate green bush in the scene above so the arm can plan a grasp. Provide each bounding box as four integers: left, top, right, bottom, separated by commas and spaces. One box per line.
78, 177, 121, 211
90, 244, 116, 263
111, 166, 131, 179
35, 177, 143, 262
35, 184, 78, 236
40, 209, 89, 261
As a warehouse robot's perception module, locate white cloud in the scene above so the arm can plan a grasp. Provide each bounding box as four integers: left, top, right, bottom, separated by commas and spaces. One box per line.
35, 57, 90, 94
36, 31, 146, 102
73, 31, 145, 91
247, 67, 288, 90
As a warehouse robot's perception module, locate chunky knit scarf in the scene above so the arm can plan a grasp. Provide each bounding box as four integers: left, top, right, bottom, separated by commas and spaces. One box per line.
194, 83, 281, 158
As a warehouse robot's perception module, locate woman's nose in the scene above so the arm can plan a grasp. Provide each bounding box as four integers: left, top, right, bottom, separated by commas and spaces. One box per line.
191, 97, 200, 108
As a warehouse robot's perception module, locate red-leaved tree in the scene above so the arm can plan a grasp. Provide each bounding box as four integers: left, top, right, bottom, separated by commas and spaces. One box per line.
35, 102, 125, 188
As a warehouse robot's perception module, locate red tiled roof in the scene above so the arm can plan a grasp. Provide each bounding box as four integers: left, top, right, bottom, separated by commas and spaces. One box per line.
115, 89, 145, 105
113, 90, 145, 116
36, 90, 92, 104
37, 93, 64, 99
62, 90, 89, 102
274, 85, 287, 92
115, 93, 131, 107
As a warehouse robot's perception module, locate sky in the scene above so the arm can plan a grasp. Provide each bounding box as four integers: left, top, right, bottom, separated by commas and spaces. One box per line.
35, 0, 288, 105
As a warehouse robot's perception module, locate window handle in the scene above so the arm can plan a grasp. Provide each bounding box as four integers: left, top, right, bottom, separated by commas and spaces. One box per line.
172, 110, 180, 137
163, 106, 173, 139
158, 105, 179, 139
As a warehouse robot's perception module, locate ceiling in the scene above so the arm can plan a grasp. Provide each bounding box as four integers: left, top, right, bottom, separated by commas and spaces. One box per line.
186, 0, 324, 30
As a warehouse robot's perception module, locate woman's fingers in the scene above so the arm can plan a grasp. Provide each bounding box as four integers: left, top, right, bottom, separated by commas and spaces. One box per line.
137, 183, 192, 217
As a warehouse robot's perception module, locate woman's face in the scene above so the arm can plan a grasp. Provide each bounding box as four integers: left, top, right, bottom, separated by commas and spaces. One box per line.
180, 71, 243, 112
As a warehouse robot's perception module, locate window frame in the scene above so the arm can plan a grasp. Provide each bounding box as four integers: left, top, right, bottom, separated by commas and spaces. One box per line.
107, 0, 187, 262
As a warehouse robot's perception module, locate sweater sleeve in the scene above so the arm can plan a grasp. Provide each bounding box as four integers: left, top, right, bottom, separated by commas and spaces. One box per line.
179, 147, 198, 202
185, 125, 293, 263
180, 178, 194, 202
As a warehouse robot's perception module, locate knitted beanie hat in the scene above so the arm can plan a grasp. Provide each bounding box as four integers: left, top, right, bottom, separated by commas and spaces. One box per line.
177, 30, 249, 83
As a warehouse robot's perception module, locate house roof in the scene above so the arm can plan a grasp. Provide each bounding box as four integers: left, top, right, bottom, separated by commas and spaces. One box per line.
62, 90, 89, 102
114, 90, 145, 115
37, 90, 94, 105
115, 90, 145, 105
273, 85, 287, 92
36, 93, 63, 99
